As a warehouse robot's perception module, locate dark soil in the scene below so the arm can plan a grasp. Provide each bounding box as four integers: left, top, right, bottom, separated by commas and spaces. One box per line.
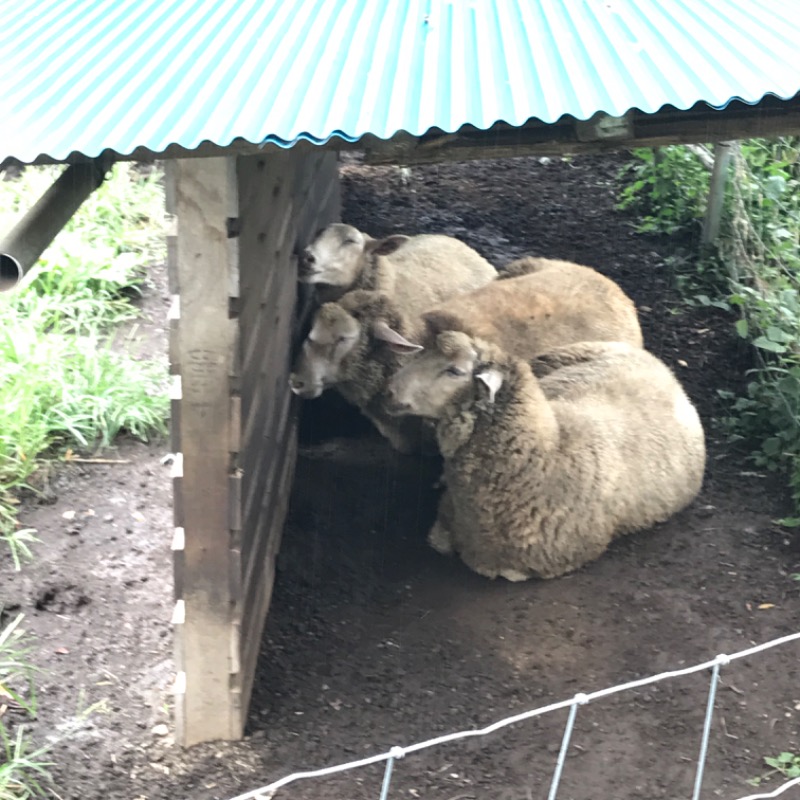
3, 153, 800, 800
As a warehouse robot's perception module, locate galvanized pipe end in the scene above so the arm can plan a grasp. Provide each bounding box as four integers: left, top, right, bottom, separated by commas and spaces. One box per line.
0, 253, 23, 292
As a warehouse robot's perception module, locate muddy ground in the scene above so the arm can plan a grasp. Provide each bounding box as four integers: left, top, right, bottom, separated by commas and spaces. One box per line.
2, 152, 800, 800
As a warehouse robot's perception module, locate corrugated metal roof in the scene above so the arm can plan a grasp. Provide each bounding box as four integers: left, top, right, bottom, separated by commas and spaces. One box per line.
1, 0, 799, 164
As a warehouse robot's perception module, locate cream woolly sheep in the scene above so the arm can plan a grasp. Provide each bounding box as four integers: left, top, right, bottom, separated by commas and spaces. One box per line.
385, 335, 706, 581
290, 256, 642, 453
297, 223, 496, 304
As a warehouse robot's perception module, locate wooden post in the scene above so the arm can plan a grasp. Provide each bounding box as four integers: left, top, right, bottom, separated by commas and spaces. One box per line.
167, 157, 240, 745
701, 142, 734, 247
167, 150, 340, 746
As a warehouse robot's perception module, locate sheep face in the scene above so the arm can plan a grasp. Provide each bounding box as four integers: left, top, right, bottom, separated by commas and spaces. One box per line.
387, 331, 501, 418
298, 224, 367, 286
289, 305, 361, 398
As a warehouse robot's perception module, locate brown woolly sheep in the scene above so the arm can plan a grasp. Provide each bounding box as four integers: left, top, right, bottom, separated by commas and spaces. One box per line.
289, 290, 436, 454
297, 223, 496, 304
385, 335, 706, 581
416, 256, 644, 356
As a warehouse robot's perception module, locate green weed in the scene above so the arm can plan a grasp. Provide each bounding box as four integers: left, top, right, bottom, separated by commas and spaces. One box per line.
0, 162, 168, 555
618, 139, 800, 513
617, 145, 711, 235
748, 751, 800, 787
0, 616, 53, 800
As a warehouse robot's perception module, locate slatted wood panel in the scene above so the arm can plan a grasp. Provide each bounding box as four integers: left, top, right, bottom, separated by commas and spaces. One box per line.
168, 150, 340, 745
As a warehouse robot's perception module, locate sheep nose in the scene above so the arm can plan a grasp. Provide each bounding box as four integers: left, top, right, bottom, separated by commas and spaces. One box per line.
289, 374, 305, 393
385, 393, 412, 416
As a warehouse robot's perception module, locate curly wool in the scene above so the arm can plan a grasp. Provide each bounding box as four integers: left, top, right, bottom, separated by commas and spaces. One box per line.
433, 340, 706, 581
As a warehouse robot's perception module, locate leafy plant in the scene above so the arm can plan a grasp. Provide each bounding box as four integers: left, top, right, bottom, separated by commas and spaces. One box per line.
0, 725, 53, 799
0, 528, 39, 573
618, 138, 800, 514
617, 146, 711, 234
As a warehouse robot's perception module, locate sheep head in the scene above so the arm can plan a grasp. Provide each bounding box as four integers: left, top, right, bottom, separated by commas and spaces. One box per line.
289, 303, 361, 398
298, 223, 410, 287
386, 331, 504, 419
289, 291, 422, 399
339, 289, 423, 355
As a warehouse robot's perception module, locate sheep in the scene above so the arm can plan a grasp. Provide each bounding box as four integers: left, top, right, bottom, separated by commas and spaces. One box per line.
290, 232, 496, 453
385, 335, 706, 581
297, 223, 496, 304
290, 256, 643, 454
416, 256, 644, 357
289, 290, 436, 454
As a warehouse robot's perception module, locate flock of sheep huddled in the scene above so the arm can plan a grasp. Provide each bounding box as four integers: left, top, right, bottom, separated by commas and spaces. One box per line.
289, 224, 706, 582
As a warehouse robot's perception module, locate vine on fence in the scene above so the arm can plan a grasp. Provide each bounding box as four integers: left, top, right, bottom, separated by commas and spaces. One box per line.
618, 138, 800, 518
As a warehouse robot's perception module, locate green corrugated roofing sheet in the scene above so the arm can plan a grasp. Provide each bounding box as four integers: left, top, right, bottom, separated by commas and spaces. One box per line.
1, 0, 799, 164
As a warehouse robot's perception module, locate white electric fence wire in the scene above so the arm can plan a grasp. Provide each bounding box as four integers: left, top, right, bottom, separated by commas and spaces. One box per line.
225, 631, 800, 800
730, 776, 800, 800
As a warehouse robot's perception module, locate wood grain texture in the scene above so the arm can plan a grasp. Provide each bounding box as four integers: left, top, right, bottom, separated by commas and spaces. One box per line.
169, 150, 339, 745
169, 157, 239, 745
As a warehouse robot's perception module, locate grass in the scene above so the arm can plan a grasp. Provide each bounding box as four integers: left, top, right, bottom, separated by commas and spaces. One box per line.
0, 615, 53, 800
0, 163, 169, 565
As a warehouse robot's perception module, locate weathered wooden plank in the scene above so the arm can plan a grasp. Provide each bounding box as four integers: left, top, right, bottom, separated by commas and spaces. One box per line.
241, 403, 294, 602
170, 156, 239, 745
238, 419, 299, 716
235, 157, 299, 569
239, 272, 296, 478
238, 368, 295, 534
241, 387, 293, 555
227, 149, 340, 733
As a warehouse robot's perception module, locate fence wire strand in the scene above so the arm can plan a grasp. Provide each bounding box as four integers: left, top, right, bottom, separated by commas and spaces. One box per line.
730, 775, 800, 800
225, 631, 800, 800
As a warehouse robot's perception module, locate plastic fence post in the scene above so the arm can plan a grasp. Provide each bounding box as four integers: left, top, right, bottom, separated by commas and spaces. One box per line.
691, 656, 728, 800
379, 747, 405, 800
546, 694, 587, 800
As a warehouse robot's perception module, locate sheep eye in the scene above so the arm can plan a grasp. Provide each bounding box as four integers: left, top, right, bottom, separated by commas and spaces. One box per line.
343, 238, 358, 245
443, 366, 466, 377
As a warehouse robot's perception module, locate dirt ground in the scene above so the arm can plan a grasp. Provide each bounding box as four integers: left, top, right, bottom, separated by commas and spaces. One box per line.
2, 152, 800, 800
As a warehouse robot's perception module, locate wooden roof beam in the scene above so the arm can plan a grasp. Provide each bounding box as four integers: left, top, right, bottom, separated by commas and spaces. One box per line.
362, 93, 800, 166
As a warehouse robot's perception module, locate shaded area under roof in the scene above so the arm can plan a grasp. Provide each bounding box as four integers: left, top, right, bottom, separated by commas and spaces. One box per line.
2, 0, 800, 165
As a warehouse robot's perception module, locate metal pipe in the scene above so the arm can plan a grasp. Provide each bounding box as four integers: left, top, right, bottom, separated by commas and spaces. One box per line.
0, 159, 110, 292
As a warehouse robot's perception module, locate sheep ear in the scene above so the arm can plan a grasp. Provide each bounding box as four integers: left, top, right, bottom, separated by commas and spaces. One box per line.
422, 309, 462, 335
475, 368, 503, 403
367, 235, 411, 257
372, 320, 423, 354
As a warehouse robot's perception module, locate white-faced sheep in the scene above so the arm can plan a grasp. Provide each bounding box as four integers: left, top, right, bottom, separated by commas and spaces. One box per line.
297, 223, 496, 304
385, 335, 706, 581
